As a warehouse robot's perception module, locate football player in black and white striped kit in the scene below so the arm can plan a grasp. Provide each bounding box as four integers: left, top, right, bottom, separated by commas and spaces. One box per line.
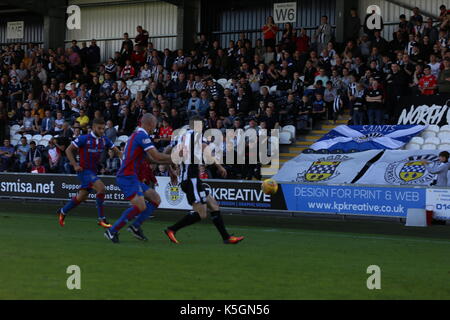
163, 116, 245, 245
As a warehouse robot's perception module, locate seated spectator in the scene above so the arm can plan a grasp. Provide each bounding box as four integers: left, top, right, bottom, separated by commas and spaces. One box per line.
102, 149, 121, 176
154, 164, 169, 177
19, 110, 35, 134
0, 139, 15, 172
296, 95, 312, 131
40, 110, 55, 135
54, 112, 65, 134
155, 117, 173, 150
26, 141, 42, 172
105, 120, 118, 143
31, 157, 46, 174
199, 165, 210, 180
186, 90, 201, 117
76, 109, 90, 129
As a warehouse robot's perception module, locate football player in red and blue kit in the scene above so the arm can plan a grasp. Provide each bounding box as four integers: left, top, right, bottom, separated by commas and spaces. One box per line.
58, 118, 122, 228
105, 114, 176, 243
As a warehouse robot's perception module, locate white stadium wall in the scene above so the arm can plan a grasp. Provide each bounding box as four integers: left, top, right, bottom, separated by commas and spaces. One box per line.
359, 0, 450, 40
66, 0, 178, 61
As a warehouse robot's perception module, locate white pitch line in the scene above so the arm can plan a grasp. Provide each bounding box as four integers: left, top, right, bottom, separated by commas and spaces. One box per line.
231, 227, 450, 245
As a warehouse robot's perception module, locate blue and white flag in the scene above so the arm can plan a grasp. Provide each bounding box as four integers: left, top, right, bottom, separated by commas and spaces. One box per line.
310, 125, 427, 152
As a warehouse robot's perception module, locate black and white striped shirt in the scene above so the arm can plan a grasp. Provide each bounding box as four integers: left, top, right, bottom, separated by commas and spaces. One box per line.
171, 129, 207, 181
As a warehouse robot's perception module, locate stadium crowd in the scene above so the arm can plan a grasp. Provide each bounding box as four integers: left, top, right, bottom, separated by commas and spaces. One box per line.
1, 5, 450, 177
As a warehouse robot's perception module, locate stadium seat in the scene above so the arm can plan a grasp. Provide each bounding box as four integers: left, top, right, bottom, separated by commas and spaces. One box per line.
24, 134, 32, 141
438, 144, 450, 150
42, 135, 53, 141
424, 137, 440, 145
114, 125, 119, 131
422, 131, 437, 139
10, 124, 20, 136
10, 139, 19, 146
282, 125, 296, 140
32, 135, 42, 143
427, 125, 440, 134
411, 137, 424, 145
126, 80, 133, 87
38, 140, 49, 147
439, 125, 450, 133
422, 144, 437, 150
114, 140, 122, 147
405, 143, 421, 150
279, 132, 292, 145
12, 133, 23, 141
269, 85, 277, 95
217, 78, 228, 88
438, 131, 450, 142
134, 80, 143, 86
118, 135, 129, 143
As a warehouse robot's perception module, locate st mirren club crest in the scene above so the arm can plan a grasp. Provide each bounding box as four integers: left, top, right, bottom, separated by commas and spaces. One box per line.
385, 154, 439, 185
164, 182, 185, 206
296, 155, 351, 183
353, 132, 384, 143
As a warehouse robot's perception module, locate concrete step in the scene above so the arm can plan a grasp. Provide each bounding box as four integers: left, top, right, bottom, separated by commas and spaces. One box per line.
280, 153, 299, 157
290, 147, 308, 152
294, 141, 311, 146
311, 130, 329, 135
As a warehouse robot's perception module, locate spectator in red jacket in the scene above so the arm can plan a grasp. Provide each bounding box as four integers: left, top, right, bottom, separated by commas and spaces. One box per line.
296, 28, 310, 54
120, 59, 136, 80
131, 45, 146, 70
418, 65, 437, 95
31, 157, 46, 174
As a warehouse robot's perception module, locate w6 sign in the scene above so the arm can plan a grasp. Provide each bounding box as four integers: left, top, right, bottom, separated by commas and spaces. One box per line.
274, 2, 297, 24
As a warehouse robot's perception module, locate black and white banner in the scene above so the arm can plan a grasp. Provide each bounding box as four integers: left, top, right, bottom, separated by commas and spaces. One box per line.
396, 95, 450, 126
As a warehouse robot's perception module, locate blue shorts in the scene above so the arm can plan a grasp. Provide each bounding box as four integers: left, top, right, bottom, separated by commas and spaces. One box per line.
78, 170, 100, 191
117, 175, 150, 201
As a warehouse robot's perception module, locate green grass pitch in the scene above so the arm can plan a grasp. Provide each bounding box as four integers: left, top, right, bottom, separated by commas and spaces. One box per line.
0, 203, 449, 300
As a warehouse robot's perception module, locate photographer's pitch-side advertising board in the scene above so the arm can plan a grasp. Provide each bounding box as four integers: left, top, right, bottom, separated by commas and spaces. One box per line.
1, 173, 448, 219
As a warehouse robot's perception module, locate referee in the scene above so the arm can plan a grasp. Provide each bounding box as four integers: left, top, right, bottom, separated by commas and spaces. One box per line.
163, 116, 245, 245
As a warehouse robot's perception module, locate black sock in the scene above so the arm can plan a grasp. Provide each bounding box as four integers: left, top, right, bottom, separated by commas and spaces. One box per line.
169, 212, 201, 232
210, 211, 230, 240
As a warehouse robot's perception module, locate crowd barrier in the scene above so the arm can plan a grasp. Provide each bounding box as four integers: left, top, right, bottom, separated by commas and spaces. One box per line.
0, 173, 448, 220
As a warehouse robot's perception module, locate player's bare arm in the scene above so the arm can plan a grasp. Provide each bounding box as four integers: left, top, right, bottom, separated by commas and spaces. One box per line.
146, 147, 174, 164
65, 143, 83, 172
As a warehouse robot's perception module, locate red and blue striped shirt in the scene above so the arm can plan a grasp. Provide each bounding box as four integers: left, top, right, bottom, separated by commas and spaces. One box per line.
72, 133, 114, 172
117, 128, 155, 177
